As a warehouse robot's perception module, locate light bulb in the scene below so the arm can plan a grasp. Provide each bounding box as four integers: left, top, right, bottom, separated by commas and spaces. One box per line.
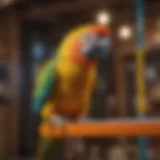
96, 11, 111, 25
118, 26, 132, 40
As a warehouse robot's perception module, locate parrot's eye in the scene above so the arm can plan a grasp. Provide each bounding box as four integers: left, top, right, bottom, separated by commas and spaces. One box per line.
82, 33, 97, 45
81, 33, 97, 55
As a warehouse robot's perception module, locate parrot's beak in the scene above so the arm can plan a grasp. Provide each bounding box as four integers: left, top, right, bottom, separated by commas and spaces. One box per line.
86, 37, 111, 60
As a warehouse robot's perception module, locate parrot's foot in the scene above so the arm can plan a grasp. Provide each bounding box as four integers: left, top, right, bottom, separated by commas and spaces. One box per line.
49, 115, 68, 126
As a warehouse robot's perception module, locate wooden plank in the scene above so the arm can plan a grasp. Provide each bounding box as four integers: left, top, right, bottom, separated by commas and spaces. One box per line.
20, 1, 160, 21
22, 0, 98, 20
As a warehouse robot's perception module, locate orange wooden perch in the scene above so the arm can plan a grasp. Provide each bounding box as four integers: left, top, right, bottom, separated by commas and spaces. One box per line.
39, 119, 160, 138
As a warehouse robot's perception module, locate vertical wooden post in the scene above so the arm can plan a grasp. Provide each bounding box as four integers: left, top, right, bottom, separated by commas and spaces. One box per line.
0, 9, 20, 158
0, 106, 9, 157
111, 19, 128, 118
5, 8, 21, 157
114, 51, 127, 117
0, 12, 8, 158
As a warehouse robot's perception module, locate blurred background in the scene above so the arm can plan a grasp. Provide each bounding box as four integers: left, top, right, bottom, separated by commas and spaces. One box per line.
0, 0, 160, 159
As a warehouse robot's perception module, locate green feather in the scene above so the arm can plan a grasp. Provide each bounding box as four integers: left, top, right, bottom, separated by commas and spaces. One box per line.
33, 56, 58, 113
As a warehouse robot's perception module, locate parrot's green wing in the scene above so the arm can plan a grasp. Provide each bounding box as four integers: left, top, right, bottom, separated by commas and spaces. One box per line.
32, 56, 58, 114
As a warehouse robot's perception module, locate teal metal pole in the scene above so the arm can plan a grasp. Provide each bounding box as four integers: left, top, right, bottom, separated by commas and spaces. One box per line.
135, 0, 148, 160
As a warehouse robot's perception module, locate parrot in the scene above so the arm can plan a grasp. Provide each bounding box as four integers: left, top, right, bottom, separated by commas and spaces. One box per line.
33, 24, 111, 160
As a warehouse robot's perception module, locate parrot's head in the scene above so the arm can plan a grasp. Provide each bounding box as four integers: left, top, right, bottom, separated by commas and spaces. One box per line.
80, 25, 111, 60
58, 24, 111, 67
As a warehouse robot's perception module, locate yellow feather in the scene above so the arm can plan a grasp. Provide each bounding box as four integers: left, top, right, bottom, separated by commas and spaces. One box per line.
57, 24, 94, 58
40, 101, 54, 120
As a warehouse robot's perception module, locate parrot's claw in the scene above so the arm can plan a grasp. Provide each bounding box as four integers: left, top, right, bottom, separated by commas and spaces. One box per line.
49, 115, 67, 126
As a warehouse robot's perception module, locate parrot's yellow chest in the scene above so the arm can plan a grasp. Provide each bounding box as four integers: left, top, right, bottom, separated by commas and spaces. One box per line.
54, 61, 96, 118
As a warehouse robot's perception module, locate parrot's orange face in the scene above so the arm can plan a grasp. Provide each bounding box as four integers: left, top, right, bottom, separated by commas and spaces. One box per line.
81, 25, 111, 60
